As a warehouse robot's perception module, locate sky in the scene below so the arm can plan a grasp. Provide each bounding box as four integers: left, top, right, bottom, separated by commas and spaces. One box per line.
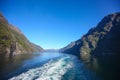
0, 0, 120, 49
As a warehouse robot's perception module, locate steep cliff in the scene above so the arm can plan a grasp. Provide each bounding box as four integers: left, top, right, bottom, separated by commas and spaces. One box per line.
61, 12, 120, 59
0, 13, 43, 58
60, 12, 120, 80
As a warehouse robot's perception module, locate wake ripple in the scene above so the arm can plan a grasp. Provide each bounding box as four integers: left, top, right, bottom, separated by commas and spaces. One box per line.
9, 56, 73, 80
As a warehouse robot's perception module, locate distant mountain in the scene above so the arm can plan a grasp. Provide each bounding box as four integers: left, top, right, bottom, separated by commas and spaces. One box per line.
61, 12, 120, 59
0, 13, 43, 58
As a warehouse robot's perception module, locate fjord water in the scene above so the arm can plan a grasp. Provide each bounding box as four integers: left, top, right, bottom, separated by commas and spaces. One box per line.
0, 51, 100, 80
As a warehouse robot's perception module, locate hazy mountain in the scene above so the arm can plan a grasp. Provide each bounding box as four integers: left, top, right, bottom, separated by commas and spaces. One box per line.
61, 12, 120, 59
0, 13, 43, 58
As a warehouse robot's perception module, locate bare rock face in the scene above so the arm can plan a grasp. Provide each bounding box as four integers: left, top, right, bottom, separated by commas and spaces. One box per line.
61, 12, 120, 59
0, 13, 43, 58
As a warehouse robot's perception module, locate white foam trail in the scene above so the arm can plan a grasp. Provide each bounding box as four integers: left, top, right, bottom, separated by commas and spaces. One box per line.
9, 56, 73, 80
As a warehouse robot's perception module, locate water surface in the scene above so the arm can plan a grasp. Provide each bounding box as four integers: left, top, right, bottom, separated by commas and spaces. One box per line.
0, 51, 100, 80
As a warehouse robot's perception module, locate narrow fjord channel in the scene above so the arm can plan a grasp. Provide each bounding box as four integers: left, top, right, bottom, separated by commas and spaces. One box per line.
0, 51, 100, 80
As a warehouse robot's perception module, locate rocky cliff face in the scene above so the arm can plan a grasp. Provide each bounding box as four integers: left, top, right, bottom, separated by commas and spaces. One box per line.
61, 12, 120, 59
0, 13, 43, 58
60, 12, 120, 80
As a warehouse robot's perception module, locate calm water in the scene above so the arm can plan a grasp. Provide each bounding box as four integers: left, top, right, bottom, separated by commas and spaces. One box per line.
1, 51, 117, 80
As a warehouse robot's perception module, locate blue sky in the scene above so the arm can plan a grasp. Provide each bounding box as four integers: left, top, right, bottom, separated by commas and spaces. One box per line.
0, 0, 120, 49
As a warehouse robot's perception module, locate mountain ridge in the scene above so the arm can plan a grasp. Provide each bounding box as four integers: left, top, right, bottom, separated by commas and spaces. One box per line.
61, 12, 120, 59
0, 13, 43, 58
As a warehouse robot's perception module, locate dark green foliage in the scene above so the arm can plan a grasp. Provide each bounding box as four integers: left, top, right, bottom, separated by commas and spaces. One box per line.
0, 14, 43, 57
